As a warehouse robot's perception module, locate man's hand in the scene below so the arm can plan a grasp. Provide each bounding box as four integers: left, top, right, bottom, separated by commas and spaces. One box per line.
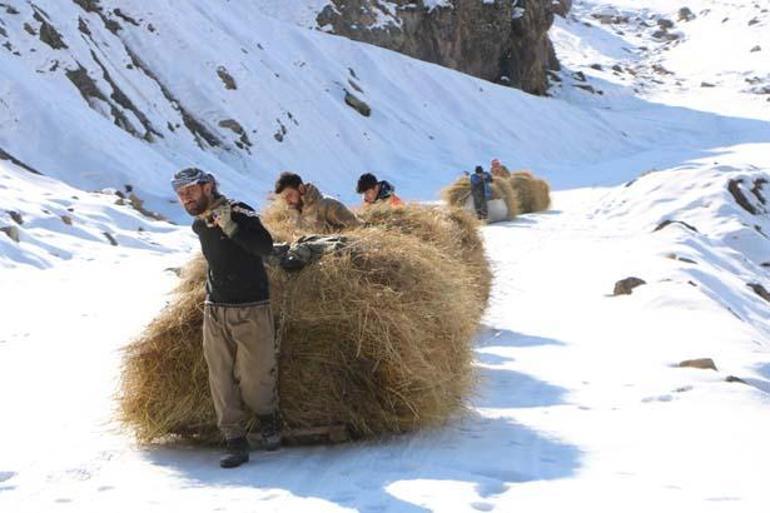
211, 201, 239, 238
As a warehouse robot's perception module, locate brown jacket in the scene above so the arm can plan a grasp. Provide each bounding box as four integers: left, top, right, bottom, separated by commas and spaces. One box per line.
297, 183, 361, 232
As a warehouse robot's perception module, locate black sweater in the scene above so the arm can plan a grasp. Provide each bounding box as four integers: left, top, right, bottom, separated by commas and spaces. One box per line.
192, 200, 273, 305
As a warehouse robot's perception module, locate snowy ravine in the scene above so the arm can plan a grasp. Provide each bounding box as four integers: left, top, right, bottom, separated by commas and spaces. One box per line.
2, 0, 770, 512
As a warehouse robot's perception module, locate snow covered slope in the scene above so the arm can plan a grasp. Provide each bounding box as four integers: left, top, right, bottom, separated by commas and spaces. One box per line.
3, 0, 769, 268
551, 0, 770, 120
0, 159, 187, 269
0, 0, 765, 206
0, 0, 628, 211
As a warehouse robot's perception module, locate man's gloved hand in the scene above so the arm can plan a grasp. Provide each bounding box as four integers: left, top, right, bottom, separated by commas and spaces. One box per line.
211, 201, 239, 238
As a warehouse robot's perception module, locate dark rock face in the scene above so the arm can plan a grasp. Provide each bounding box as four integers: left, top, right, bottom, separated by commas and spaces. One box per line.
316, 0, 563, 95
552, 0, 572, 18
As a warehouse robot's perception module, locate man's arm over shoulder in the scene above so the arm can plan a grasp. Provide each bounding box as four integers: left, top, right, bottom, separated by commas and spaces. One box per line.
230, 202, 274, 256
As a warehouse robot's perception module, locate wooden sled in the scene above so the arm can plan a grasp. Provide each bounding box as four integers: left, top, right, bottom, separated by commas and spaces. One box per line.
247, 424, 350, 448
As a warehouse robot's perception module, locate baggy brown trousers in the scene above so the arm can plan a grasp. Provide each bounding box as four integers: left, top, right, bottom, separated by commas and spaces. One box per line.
202, 302, 278, 440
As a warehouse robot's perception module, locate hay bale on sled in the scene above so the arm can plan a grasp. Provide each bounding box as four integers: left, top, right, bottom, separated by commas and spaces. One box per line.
260, 200, 491, 305
259, 197, 301, 242
356, 204, 490, 306
119, 230, 478, 444
509, 170, 551, 213
440, 175, 520, 222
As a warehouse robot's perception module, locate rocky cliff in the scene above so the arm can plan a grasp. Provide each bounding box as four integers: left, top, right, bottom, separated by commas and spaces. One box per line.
316, 0, 564, 95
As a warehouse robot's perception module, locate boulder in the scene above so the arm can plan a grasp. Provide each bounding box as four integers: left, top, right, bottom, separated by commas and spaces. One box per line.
613, 277, 646, 296
677, 7, 696, 22
0, 225, 20, 243
678, 358, 717, 371
344, 91, 371, 117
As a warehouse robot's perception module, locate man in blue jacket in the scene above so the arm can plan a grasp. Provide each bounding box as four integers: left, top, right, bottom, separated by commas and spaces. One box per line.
172, 167, 280, 468
469, 165, 493, 220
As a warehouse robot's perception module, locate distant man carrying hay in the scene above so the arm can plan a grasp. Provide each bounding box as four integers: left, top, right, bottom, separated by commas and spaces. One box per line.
470, 165, 493, 220
274, 172, 361, 232
171, 167, 281, 469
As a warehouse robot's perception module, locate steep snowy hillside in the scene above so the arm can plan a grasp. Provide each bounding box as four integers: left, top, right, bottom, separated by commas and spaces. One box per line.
0, 0, 615, 213
1, 0, 765, 207
0, 159, 187, 268
3, 0, 769, 268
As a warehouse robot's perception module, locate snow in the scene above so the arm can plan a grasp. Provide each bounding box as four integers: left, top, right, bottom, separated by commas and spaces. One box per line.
248, 0, 332, 29
424, 1, 454, 11
0, 161, 189, 269
1, 0, 770, 511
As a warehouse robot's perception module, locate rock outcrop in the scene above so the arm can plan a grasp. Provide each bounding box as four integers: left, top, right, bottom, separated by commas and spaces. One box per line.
317, 0, 563, 95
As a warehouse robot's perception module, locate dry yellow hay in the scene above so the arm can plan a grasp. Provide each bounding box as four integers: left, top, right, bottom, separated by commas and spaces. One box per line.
356, 204, 491, 306
440, 175, 520, 220
509, 170, 551, 213
119, 230, 478, 444
259, 197, 301, 242
261, 200, 491, 306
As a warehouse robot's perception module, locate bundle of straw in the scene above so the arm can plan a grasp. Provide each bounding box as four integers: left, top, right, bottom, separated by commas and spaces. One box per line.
508, 170, 551, 213
120, 230, 479, 443
440, 175, 520, 220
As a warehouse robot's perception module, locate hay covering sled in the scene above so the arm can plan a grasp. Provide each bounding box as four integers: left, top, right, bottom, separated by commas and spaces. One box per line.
120, 206, 488, 444
441, 175, 519, 223
508, 170, 551, 214
442, 170, 551, 222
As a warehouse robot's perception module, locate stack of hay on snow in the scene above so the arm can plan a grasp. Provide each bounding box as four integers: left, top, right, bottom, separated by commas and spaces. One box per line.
441, 175, 519, 223
120, 204, 489, 444
356, 204, 491, 306
508, 170, 551, 214
441, 170, 551, 221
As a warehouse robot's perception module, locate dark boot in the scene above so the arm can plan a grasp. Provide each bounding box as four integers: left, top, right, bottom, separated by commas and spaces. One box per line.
220, 436, 250, 468
258, 413, 283, 451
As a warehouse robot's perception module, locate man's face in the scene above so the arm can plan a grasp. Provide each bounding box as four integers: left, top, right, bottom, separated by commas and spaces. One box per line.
176, 183, 212, 216
491, 160, 501, 171
281, 186, 303, 210
363, 185, 379, 204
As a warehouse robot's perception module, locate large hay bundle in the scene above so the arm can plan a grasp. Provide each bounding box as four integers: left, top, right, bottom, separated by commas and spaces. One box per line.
509, 170, 551, 213
259, 197, 301, 242
260, 200, 491, 305
440, 175, 520, 221
356, 204, 491, 306
120, 230, 478, 444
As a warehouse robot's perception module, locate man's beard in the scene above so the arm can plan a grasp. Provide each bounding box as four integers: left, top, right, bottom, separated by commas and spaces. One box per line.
184, 196, 209, 216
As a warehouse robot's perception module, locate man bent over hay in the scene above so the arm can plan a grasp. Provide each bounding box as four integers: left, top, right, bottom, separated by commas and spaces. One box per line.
172, 168, 280, 468
356, 172, 404, 207
275, 172, 361, 231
